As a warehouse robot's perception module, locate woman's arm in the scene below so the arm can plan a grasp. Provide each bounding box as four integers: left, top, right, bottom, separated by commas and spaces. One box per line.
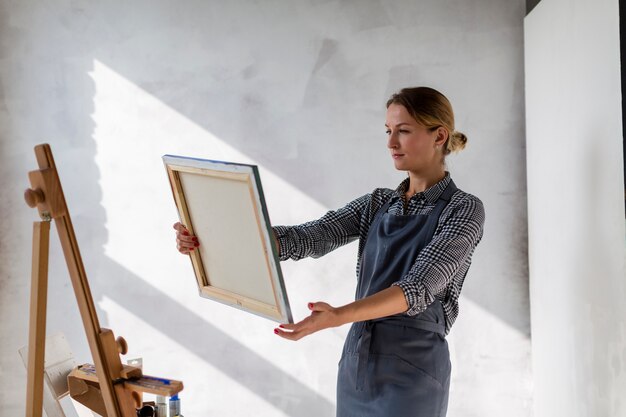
272, 193, 371, 261
275, 193, 485, 341
274, 286, 408, 341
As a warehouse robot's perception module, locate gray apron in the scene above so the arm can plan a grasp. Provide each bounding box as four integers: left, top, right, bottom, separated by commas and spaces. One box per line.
336, 180, 457, 417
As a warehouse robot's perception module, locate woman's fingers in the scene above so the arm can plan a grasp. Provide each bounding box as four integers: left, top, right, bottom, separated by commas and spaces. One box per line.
176, 234, 199, 246
176, 241, 197, 254
275, 301, 342, 341
173, 222, 199, 254
278, 323, 298, 331
173, 222, 194, 240
274, 316, 309, 340
275, 319, 311, 341
274, 327, 306, 341
173, 222, 187, 233
176, 237, 199, 252
308, 301, 331, 312
178, 245, 193, 254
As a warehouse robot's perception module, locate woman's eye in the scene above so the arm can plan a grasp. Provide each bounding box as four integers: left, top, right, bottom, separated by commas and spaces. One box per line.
385, 130, 391, 135
399, 130, 409, 134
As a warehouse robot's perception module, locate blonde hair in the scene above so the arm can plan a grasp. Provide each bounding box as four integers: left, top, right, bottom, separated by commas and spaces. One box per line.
386, 87, 467, 155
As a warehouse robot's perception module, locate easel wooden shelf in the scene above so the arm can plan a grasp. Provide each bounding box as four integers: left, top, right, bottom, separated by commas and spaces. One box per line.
24, 143, 183, 416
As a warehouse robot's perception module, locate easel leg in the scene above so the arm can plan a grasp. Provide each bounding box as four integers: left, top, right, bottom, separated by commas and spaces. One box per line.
25, 221, 50, 417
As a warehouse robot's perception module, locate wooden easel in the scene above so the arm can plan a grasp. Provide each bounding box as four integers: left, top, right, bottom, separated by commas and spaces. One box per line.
24, 144, 183, 417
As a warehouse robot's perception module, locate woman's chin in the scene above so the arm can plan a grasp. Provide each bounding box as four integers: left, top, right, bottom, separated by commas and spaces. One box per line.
392, 160, 408, 171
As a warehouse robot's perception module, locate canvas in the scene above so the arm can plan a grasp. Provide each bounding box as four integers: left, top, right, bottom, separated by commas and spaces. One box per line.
163, 155, 293, 324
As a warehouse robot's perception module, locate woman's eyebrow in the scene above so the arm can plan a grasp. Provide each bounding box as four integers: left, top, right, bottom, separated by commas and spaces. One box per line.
384, 122, 412, 128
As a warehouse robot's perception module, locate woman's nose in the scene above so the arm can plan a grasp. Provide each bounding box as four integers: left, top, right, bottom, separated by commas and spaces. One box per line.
387, 132, 399, 149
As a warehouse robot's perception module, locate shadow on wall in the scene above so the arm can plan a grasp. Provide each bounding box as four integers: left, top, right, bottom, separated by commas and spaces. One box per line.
95, 257, 336, 416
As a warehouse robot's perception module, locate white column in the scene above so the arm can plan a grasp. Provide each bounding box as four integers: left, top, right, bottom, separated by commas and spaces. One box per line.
524, 0, 626, 415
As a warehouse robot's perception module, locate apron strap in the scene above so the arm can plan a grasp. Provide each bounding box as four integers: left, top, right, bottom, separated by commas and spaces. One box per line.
419, 179, 458, 244
372, 315, 446, 335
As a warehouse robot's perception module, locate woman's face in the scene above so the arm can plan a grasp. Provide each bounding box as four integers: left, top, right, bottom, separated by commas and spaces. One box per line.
385, 103, 446, 174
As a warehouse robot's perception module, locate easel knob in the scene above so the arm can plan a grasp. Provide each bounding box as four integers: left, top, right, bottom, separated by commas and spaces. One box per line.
24, 188, 45, 208
116, 336, 128, 355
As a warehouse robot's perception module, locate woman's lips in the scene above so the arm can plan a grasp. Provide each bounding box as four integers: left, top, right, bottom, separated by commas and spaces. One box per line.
392, 153, 404, 159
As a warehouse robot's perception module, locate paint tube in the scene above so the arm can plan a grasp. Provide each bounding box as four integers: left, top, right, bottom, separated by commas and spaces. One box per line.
156, 395, 168, 417
169, 394, 182, 417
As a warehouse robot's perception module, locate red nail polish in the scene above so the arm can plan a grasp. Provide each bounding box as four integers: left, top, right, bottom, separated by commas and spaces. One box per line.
308, 303, 314, 309
274, 328, 279, 334
194, 242, 199, 247
183, 231, 189, 236
279, 324, 285, 328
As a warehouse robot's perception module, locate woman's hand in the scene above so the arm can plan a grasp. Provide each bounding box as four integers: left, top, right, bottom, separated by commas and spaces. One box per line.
173, 222, 199, 254
275, 287, 409, 341
274, 302, 344, 341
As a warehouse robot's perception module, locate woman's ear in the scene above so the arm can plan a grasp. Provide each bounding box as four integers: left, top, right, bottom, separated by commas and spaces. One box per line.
434, 127, 448, 147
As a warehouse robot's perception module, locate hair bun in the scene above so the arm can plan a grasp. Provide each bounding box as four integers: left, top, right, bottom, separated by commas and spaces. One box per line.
446, 131, 468, 154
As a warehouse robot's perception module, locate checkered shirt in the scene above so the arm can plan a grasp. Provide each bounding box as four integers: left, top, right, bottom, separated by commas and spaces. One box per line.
273, 172, 485, 334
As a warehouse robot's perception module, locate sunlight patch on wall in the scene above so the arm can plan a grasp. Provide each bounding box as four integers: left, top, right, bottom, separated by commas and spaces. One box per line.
89, 59, 327, 288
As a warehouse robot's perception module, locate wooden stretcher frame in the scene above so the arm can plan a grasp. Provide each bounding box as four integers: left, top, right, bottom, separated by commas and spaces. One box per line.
163, 155, 293, 324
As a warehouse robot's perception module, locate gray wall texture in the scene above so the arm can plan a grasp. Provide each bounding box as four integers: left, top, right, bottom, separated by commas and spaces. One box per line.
0, 1, 531, 416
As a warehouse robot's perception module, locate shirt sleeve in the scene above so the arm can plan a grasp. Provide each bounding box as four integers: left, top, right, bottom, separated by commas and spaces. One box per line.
272, 193, 371, 261
391, 195, 485, 316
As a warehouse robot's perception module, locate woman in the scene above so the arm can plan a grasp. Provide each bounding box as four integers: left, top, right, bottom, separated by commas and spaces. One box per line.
174, 87, 485, 417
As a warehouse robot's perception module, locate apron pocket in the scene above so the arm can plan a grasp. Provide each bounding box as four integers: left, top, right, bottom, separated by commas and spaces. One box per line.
371, 322, 450, 386
371, 353, 444, 389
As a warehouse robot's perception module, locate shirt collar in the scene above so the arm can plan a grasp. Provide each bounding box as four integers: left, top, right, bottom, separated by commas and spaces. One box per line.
392, 172, 451, 204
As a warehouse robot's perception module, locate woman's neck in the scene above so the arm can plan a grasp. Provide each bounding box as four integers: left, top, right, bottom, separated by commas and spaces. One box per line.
406, 168, 446, 196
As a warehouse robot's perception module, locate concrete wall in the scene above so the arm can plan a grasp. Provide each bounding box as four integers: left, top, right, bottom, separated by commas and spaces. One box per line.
525, 0, 626, 416
0, 1, 531, 415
